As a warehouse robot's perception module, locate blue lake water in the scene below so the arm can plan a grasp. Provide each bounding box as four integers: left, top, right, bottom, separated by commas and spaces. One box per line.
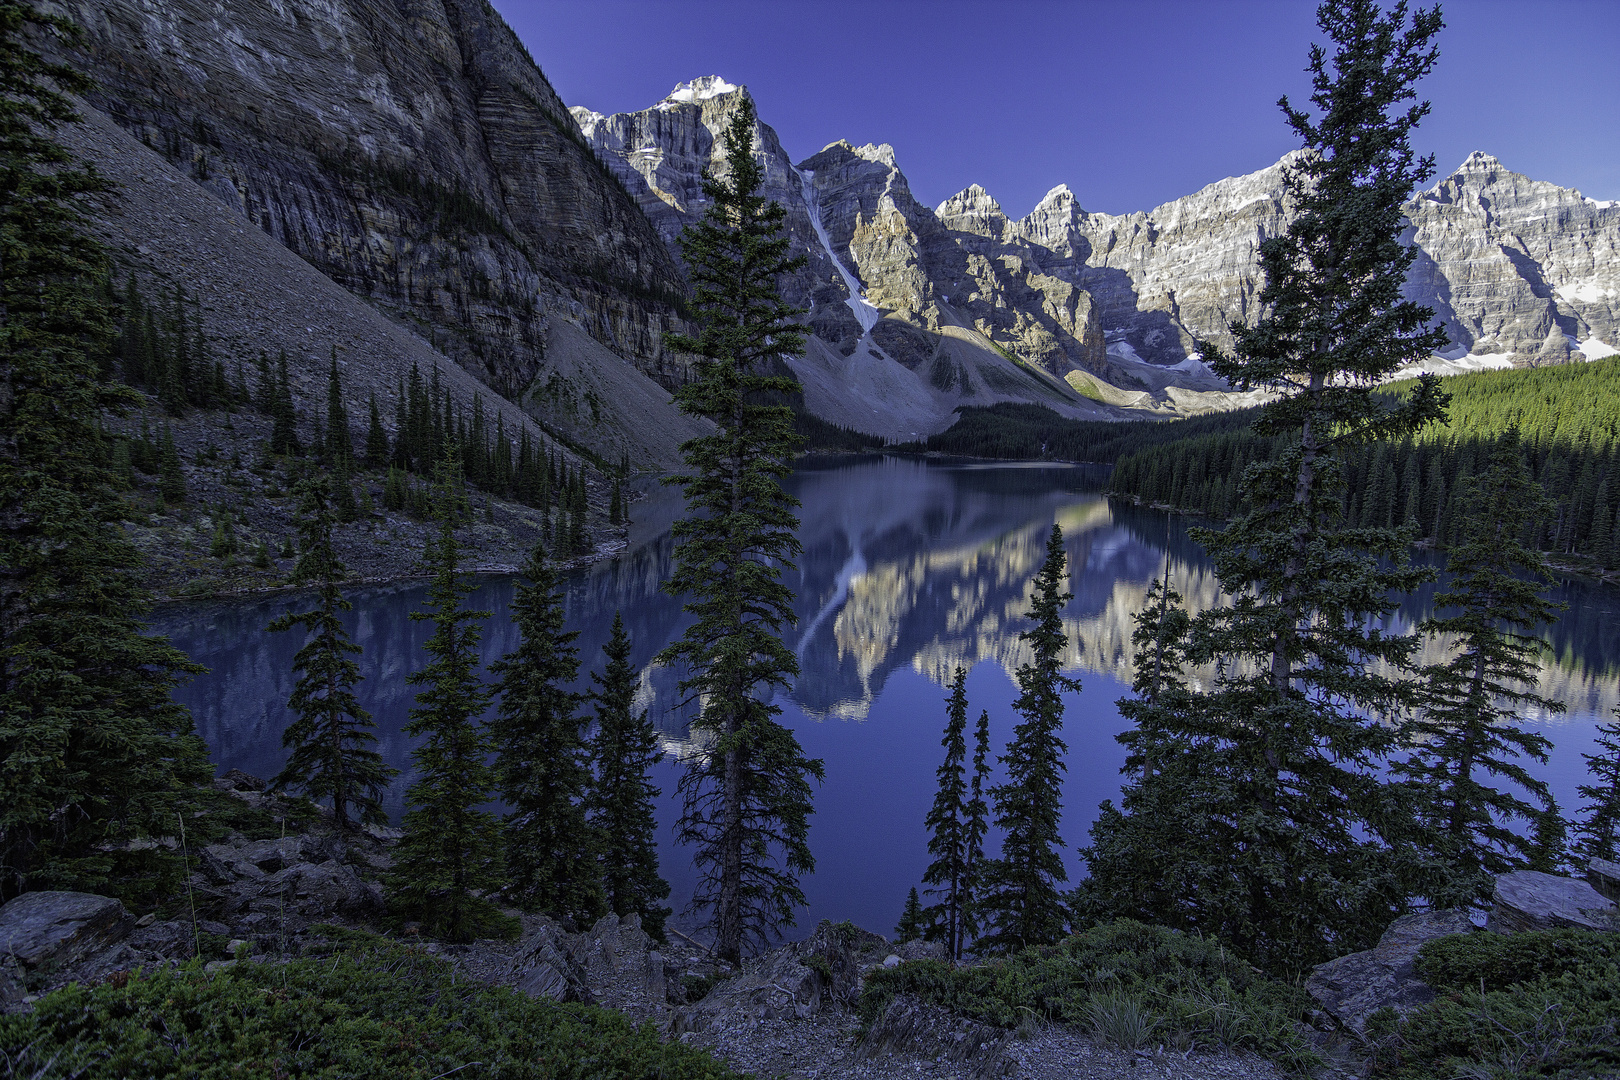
150, 455, 1620, 941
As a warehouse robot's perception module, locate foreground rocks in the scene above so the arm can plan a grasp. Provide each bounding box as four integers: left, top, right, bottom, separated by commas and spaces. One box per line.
0, 892, 135, 1007
1489, 869, 1619, 933
1307, 869, 1620, 1037
1305, 909, 1475, 1034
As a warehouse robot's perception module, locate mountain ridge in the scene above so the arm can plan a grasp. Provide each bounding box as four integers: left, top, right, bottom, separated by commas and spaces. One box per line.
575, 76, 1620, 437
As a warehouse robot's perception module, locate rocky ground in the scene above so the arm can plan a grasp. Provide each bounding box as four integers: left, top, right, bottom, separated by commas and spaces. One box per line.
6, 773, 1618, 1078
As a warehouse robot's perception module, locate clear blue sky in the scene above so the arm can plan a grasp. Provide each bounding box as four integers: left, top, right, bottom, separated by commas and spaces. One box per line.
491, 0, 1620, 219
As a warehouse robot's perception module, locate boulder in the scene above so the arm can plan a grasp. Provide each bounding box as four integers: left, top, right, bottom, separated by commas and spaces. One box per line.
857, 993, 1014, 1078
0, 892, 134, 980
1306, 909, 1475, 1035
256, 861, 381, 917
1587, 857, 1620, 903
666, 919, 872, 1033
510, 917, 592, 1004
1489, 871, 1619, 933
560, 913, 667, 1013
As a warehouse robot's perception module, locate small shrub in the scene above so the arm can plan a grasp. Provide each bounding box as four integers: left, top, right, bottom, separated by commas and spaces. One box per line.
1369, 929, 1620, 1079
0, 942, 746, 1079
859, 920, 1317, 1070
1414, 929, 1620, 993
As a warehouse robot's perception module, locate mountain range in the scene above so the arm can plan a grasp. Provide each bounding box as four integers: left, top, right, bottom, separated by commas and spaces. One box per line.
51, 0, 1620, 460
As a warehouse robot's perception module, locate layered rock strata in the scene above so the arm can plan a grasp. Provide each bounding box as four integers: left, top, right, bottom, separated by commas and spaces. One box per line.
51, 0, 690, 401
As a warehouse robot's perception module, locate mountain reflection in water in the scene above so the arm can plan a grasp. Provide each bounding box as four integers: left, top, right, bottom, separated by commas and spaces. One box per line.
151, 455, 1620, 938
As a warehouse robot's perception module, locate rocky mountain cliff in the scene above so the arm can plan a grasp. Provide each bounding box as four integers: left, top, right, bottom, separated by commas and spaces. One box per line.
578, 78, 1620, 437
51, 0, 695, 435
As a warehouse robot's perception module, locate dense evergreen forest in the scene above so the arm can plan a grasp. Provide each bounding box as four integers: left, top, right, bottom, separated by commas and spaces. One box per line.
1108, 359, 1620, 563
919, 361, 1620, 564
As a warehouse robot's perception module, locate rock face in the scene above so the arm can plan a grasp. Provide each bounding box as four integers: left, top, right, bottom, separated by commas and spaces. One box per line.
1489, 870, 1620, 932
50, 0, 689, 403
1305, 909, 1475, 1034
1589, 857, 1620, 902
0, 892, 135, 1004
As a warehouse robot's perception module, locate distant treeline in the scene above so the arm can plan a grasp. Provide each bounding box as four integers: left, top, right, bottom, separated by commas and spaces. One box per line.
1107, 359, 1620, 564
905, 401, 1256, 462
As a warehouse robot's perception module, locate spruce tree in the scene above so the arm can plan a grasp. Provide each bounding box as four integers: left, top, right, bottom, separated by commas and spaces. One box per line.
488, 543, 603, 923
657, 96, 823, 964
921, 666, 973, 961
324, 348, 351, 468
1397, 430, 1563, 904
0, 2, 210, 905
388, 453, 505, 941
1083, 0, 1450, 974
895, 887, 926, 944
962, 708, 991, 948
1573, 711, 1620, 866
157, 422, 186, 504
586, 611, 671, 938
365, 393, 389, 470
268, 474, 394, 829
1080, 569, 1241, 933
977, 524, 1077, 955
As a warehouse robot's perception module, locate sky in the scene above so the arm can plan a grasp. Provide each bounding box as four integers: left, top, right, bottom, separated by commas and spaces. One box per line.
490, 0, 1620, 220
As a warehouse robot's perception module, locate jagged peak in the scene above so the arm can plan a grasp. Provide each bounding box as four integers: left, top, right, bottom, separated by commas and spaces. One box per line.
1460, 150, 1503, 170
936, 183, 1004, 215
660, 76, 743, 107
1031, 183, 1079, 213
568, 105, 604, 136
853, 142, 897, 168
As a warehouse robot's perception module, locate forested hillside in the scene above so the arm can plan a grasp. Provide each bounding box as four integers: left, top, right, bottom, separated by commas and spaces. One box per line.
1106, 359, 1620, 563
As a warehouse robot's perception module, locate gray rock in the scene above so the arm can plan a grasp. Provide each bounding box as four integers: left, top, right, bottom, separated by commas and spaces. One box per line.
0, 892, 134, 979
257, 861, 381, 917
510, 917, 592, 1004
667, 919, 872, 1033
1489, 871, 1619, 933
1587, 857, 1620, 902
1305, 909, 1475, 1034
857, 993, 1014, 1078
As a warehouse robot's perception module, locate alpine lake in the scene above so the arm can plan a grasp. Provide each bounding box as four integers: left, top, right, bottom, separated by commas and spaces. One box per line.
151, 455, 1620, 939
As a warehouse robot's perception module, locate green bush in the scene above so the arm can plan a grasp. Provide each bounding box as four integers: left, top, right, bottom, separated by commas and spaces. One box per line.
1369, 929, 1620, 1079
0, 942, 746, 1079
858, 919, 1317, 1071
1414, 928, 1620, 993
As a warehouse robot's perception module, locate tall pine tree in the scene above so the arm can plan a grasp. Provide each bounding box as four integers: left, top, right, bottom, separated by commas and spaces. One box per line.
388, 453, 505, 941
1397, 431, 1564, 904
657, 95, 823, 963
489, 543, 602, 923
0, 1, 210, 904
587, 612, 671, 939
922, 666, 974, 961
268, 474, 394, 829
1083, 0, 1451, 975
1572, 710, 1620, 866
977, 524, 1077, 955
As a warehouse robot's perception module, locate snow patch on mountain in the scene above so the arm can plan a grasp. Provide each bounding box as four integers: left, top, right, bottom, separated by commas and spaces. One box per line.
1556, 280, 1616, 305
1580, 337, 1619, 360
658, 76, 739, 109
797, 167, 882, 334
